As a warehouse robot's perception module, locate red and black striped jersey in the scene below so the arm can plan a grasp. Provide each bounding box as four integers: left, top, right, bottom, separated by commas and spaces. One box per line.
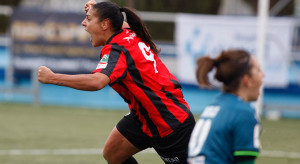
92, 29, 190, 138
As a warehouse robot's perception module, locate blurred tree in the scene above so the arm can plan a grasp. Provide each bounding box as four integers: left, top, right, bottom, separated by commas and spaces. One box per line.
112, 0, 221, 41
135, 0, 221, 14
0, 0, 22, 34
1, 0, 295, 39
0, 0, 22, 6
219, 0, 254, 15
125, 0, 135, 8
244, 0, 294, 16
0, 15, 9, 34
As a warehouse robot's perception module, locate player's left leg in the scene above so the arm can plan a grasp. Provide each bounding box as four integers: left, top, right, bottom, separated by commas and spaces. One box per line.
152, 112, 195, 164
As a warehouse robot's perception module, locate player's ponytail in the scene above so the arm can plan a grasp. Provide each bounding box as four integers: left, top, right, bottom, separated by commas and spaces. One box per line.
120, 7, 160, 54
196, 49, 252, 93
196, 56, 215, 88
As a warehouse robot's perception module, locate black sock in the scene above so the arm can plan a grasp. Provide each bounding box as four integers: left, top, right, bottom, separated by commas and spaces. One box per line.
122, 156, 138, 164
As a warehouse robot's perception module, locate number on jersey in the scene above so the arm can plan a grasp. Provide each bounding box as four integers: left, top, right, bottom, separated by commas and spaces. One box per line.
138, 42, 158, 73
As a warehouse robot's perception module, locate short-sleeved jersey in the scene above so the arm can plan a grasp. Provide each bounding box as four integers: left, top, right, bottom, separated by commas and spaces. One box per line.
92, 29, 190, 138
188, 93, 261, 164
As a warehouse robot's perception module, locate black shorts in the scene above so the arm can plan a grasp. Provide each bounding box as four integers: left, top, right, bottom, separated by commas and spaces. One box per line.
116, 111, 195, 164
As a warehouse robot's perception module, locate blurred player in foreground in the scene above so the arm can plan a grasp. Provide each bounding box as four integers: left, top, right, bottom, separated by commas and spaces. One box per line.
188, 49, 264, 164
38, 1, 195, 164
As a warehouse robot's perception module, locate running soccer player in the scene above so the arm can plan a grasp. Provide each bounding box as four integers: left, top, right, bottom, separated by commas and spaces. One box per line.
188, 50, 264, 164
38, 1, 195, 164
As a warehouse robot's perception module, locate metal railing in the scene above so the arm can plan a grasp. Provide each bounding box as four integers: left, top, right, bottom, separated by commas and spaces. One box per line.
0, 68, 40, 106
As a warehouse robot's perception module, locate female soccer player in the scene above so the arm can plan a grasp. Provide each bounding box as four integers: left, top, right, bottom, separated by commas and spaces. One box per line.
188, 49, 264, 164
38, 1, 195, 164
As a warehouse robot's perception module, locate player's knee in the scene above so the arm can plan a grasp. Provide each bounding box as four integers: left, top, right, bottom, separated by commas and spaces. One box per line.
103, 147, 118, 164
102, 148, 111, 162
103, 154, 115, 163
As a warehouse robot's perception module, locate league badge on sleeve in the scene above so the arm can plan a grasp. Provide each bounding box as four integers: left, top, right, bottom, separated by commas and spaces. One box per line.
96, 54, 110, 69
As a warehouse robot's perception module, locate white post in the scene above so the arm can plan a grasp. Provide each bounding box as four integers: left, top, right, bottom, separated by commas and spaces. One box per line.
5, 34, 14, 88
296, 0, 300, 17
255, 0, 269, 116
31, 68, 40, 107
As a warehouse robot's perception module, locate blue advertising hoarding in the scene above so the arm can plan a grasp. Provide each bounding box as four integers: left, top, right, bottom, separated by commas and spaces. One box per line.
11, 7, 100, 74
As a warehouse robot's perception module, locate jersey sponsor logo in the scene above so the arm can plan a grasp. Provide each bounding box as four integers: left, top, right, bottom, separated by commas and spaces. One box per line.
160, 156, 180, 163
96, 54, 110, 69
123, 33, 136, 43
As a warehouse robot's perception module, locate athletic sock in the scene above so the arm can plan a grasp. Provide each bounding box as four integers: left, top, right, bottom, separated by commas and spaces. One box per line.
122, 156, 138, 164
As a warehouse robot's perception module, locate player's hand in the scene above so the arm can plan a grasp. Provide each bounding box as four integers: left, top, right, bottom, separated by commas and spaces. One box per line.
85, 0, 96, 13
38, 66, 54, 84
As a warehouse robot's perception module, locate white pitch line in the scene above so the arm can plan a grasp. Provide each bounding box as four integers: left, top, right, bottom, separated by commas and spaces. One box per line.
0, 148, 156, 156
0, 149, 101, 156
0, 148, 299, 159
260, 150, 300, 159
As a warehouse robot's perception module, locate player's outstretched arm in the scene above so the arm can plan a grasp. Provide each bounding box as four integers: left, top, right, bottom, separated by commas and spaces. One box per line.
38, 66, 110, 91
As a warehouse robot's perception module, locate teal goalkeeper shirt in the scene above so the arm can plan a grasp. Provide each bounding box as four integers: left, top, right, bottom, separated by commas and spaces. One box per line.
188, 93, 261, 164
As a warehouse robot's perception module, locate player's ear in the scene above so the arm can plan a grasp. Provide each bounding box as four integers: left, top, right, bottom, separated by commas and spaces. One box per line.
241, 74, 251, 88
101, 19, 110, 30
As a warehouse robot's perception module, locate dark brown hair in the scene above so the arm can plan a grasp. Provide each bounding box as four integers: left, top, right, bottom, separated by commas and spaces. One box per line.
196, 49, 252, 93
92, 2, 160, 54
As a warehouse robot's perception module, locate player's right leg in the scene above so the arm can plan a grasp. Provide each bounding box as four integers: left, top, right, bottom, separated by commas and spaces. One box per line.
103, 127, 140, 164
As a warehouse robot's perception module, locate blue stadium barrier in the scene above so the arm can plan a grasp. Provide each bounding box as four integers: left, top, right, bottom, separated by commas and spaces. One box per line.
1, 45, 300, 118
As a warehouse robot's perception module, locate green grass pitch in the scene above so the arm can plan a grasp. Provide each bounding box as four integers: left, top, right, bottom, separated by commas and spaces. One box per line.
0, 103, 299, 164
